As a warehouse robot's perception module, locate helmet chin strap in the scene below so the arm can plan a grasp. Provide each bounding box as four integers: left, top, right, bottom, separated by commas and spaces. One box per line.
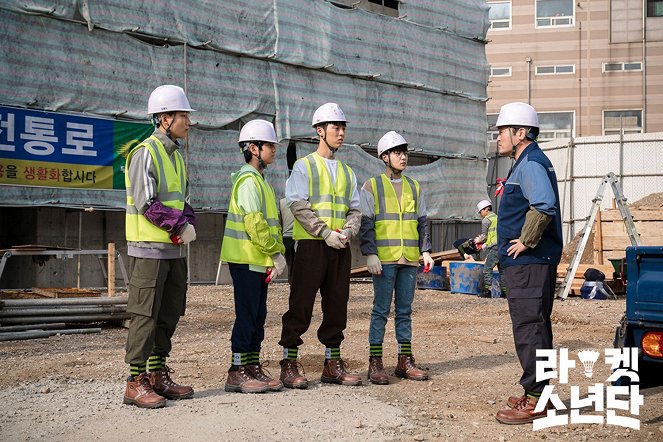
161, 113, 178, 142
320, 126, 339, 159
252, 143, 266, 171
384, 152, 402, 179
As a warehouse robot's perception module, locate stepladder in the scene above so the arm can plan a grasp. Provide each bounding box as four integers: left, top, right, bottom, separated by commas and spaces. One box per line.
557, 172, 641, 300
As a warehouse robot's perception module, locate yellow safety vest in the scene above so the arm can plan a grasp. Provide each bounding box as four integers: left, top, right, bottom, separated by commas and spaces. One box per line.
220, 170, 281, 266
293, 153, 354, 240
125, 135, 186, 243
485, 212, 497, 248
371, 174, 420, 262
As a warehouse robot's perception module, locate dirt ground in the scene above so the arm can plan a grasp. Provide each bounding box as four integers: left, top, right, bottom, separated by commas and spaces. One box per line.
1, 283, 662, 441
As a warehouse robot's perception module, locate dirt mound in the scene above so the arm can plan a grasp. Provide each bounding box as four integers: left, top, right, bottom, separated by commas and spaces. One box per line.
630, 192, 663, 209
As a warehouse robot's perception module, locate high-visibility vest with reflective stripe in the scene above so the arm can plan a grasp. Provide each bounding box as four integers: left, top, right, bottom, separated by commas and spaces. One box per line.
293, 153, 354, 240
125, 135, 186, 243
220, 170, 281, 266
485, 212, 497, 248
371, 174, 420, 262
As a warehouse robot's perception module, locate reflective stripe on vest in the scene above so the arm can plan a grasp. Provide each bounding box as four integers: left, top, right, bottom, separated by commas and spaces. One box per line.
372, 174, 420, 262
220, 170, 281, 266
293, 153, 354, 240
125, 135, 186, 243
485, 212, 497, 248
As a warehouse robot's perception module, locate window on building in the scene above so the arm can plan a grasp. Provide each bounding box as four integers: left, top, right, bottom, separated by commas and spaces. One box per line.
536, 64, 575, 75
603, 62, 642, 73
490, 66, 512, 77
536, 0, 574, 27
486, 111, 574, 144
648, 0, 663, 17
538, 112, 574, 140
604, 110, 643, 135
488, 1, 511, 30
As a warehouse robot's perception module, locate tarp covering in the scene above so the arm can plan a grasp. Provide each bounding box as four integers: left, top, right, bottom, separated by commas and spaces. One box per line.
0, 1, 490, 220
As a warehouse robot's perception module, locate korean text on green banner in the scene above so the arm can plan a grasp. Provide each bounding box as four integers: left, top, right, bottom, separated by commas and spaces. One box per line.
0, 106, 152, 190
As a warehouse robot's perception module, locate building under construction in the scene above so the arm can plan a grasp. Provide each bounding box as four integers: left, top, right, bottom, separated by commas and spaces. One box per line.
0, 1, 492, 287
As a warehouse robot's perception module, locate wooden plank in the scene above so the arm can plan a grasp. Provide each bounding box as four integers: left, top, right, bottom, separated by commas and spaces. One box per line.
32, 288, 101, 298
557, 263, 614, 279
600, 209, 663, 222
594, 209, 603, 265
601, 250, 626, 262
108, 243, 116, 297
600, 221, 663, 238
602, 236, 663, 250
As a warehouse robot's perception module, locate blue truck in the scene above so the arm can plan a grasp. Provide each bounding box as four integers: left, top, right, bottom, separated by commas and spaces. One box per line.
614, 246, 663, 387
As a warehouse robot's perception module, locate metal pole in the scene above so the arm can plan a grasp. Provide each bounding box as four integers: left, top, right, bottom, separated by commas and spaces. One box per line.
1, 314, 130, 325
0, 323, 66, 332
0, 328, 102, 342
1, 296, 128, 308
0, 306, 126, 317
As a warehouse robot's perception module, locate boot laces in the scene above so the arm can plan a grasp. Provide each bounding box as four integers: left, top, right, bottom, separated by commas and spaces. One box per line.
160, 365, 178, 387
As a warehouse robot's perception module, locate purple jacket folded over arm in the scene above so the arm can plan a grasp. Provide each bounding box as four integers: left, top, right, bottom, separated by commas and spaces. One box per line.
144, 199, 197, 234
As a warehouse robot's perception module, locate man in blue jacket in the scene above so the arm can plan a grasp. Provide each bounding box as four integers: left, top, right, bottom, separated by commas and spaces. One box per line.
492, 102, 563, 425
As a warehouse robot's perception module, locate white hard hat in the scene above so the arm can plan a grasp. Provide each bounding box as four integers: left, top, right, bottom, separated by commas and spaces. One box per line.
147, 85, 195, 115
477, 199, 492, 213
377, 131, 408, 157
311, 103, 347, 127
238, 120, 279, 147
495, 102, 539, 129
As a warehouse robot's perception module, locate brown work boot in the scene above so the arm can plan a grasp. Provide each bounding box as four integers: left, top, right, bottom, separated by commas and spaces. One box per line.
246, 362, 284, 392
507, 394, 526, 408
224, 366, 269, 393
395, 355, 429, 381
321, 358, 362, 386
279, 359, 308, 389
496, 396, 548, 424
367, 356, 389, 385
149, 366, 194, 400
123, 373, 166, 409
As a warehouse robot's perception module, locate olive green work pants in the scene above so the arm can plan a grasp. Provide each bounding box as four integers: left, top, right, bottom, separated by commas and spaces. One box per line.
124, 257, 187, 364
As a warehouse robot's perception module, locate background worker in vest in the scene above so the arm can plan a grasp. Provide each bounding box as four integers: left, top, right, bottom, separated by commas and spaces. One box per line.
123, 85, 197, 409
220, 120, 287, 394
492, 102, 563, 425
278, 102, 362, 388
359, 131, 434, 385
474, 199, 506, 298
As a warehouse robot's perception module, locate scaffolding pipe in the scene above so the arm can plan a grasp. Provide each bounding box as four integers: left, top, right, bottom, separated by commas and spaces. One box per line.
0, 328, 102, 342
0, 323, 66, 332
0, 296, 128, 308
1, 314, 130, 325
0, 306, 126, 317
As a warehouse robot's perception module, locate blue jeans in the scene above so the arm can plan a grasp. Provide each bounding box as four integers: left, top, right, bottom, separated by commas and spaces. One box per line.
369, 264, 417, 345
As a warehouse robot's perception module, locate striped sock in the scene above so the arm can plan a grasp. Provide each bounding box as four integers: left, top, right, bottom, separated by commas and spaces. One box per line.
398, 342, 412, 356
147, 355, 166, 372
129, 362, 147, 376
283, 347, 298, 361
526, 390, 542, 399
232, 352, 250, 366
248, 351, 260, 365
369, 344, 383, 357
326, 347, 340, 360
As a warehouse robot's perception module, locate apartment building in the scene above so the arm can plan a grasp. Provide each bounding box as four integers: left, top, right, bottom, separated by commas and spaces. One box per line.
486, 0, 663, 144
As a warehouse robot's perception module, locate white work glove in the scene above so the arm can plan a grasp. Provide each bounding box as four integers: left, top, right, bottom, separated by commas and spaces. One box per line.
366, 254, 382, 275
178, 224, 197, 245
324, 230, 347, 249
271, 253, 287, 278
422, 251, 434, 272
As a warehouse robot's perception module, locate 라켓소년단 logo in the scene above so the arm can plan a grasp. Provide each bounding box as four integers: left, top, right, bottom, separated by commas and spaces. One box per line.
532, 348, 644, 431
